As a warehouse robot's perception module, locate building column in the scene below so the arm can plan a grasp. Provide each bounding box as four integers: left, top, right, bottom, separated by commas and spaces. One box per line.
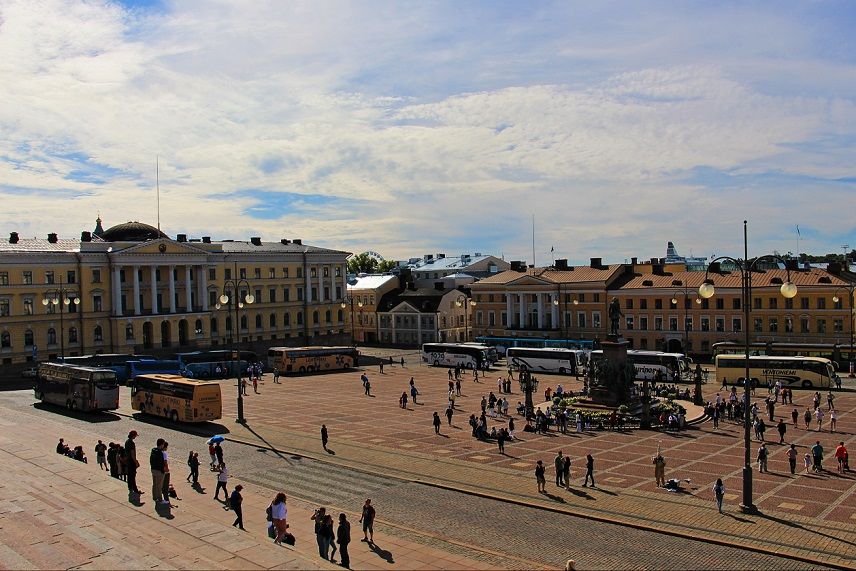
112, 265, 123, 317
506, 293, 513, 328
185, 266, 193, 311
150, 266, 158, 315
390, 313, 396, 344
168, 265, 176, 313
417, 312, 422, 344
537, 293, 544, 329
199, 266, 208, 310
551, 293, 559, 328
519, 293, 526, 328
133, 265, 141, 316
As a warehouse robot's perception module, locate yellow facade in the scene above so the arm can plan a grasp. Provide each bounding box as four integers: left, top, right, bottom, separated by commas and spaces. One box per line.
0, 221, 350, 368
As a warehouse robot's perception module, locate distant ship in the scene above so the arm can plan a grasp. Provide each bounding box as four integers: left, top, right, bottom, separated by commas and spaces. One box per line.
665, 241, 708, 270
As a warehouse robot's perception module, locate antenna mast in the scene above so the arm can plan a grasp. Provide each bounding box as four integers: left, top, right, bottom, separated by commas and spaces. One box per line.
156, 156, 161, 233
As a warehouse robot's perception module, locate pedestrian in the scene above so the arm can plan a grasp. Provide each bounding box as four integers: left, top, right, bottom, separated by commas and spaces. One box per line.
364, 378, 371, 396
186, 451, 197, 483
116, 446, 127, 481
359, 499, 375, 543
400, 392, 408, 409
379, 362, 383, 374
361, 372, 369, 387
125, 430, 141, 496
324, 514, 337, 562
653, 453, 666, 487
827, 391, 834, 411
455, 378, 462, 396
242, 378, 248, 396
214, 462, 229, 500
433, 412, 441, 434
497, 428, 506, 454
107, 442, 118, 478
830, 409, 837, 432
757, 443, 768, 473
214, 441, 224, 469
811, 440, 824, 472
835, 442, 848, 474
321, 424, 329, 451
270, 493, 289, 545
804, 451, 812, 474
713, 478, 725, 513
160, 441, 173, 505
791, 408, 799, 428
563, 455, 571, 489
95, 440, 107, 471
535, 460, 546, 493
273, 367, 280, 383
445, 404, 454, 425
253, 376, 259, 394
816, 407, 824, 431
508, 417, 516, 440
448, 368, 453, 381
583, 453, 595, 487
777, 418, 787, 444
410, 378, 419, 404
555, 451, 565, 487
337, 513, 351, 568
312, 507, 329, 559
150, 438, 167, 505
400, 357, 405, 367
785, 444, 797, 475
230, 485, 245, 530
209, 442, 217, 469
803, 408, 812, 430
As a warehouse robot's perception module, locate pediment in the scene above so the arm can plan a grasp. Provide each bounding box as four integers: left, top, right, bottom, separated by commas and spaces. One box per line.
389, 301, 420, 313
110, 238, 210, 257
505, 275, 553, 287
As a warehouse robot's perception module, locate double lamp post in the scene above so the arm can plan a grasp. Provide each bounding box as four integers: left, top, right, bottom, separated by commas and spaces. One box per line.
215, 264, 254, 424
42, 277, 80, 362
341, 294, 363, 346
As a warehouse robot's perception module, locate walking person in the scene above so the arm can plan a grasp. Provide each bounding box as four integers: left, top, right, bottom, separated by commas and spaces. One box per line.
713, 478, 725, 513
455, 378, 461, 396
186, 451, 199, 484
337, 513, 351, 569
273, 367, 280, 383
835, 442, 848, 474
757, 443, 769, 473
364, 378, 371, 396
214, 442, 224, 469
786, 444, 797, 475
803, 408, 812, 430
359, 499, 375, 543
252, 376, 259, 394
811, 440, 824, 473
508, 417, 516, 440
230, 485, 245, 530
816, 407, 824, 431
161, 441, 173, 505
150, 438, 167, 505
433, 412, 441, 435
554, 451, 565, 487
270, 493, 288, 545
791, 408, 799, 428
209, 442, 217, 470
95, 440, 107, 471
321, 424, 329, 451
497, 428, 506, 454
830, 409, 837, 433
445, 404, 454, 426
125, 431, 142, 496
535, 460, 546, 493
777, 418, 787, 444
409, 378, 419, 404
214, 462, 229, 501
583, 453, 595, 487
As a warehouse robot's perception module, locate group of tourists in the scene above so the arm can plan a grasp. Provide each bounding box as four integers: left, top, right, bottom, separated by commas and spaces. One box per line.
535, 451, 595, 493
55, 438, 87, 463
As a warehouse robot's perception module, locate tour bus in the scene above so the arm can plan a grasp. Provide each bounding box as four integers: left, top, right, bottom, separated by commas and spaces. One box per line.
268, 346, 360, 374
35, 363, 119, 412
711, 342, 855, 371
130, 374, 222, 423
506, 347, 585, 375
590, 350, 692, 382
177, 350, 256, 379
124, 359, 182, 382
422, 343, 485, 369
714, 354, 835, 390
463, 342, 499, 364
62, 353, 156, 384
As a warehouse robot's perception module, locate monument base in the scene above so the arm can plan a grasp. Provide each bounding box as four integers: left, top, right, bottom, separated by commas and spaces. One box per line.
589, 336, 630, 406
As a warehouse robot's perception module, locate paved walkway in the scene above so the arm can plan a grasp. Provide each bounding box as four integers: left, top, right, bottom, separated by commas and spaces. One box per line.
175, 362, 856, 569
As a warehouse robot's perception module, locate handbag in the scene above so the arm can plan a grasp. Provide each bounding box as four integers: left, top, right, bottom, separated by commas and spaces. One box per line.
265, 504, 273, 522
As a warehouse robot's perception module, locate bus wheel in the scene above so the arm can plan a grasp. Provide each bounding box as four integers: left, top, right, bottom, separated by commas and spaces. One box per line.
433, 360, 440, 367
802, 380, 813, 389
559, 367, 567, 375
466, 363, 474, 369
170, 410, 179, 423
307, 366, 315, 373
299, 366, 306, 373
68, 400, 76, 411
34, 390, 42, 400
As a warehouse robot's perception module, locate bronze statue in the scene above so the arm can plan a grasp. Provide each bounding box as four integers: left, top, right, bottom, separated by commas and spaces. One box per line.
608, 297, 624, 337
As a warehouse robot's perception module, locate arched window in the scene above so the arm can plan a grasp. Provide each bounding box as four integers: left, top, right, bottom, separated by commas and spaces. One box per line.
269, 313, 277, 327
0, 331, 10, 348
48, 328, 57, 345
240, 315, 248, 330
68, 327, 78, 343
296, 311, 303, 325
284, 313, 291, 326
24, 329, 34, 346
210, 317, 218, 333
337, 309, 343, 323
195, 319, 203, 335
325, 310, 331, 323
313, 311, 319, 324
93, 325, 103, 342
255, 314, 262, 329
125, 324, 134, 340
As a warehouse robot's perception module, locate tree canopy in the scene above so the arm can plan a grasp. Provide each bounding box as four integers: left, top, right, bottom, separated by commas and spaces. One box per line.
347, 253, 397, 274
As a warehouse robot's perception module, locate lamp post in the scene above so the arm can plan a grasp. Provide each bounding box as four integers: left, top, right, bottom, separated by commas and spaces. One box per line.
553, 293, 579, 342
518, 370, 539, 422
341, 295, 363, 346
42, 277, 80, 362
671, 287, 703, 403
215, 264, 254, 424
455, 294, 474, 342
833, 283, 856, 378
699, 221, 797, 514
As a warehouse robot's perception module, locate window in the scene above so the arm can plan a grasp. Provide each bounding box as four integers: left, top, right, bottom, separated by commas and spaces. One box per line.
785, 318, 794, 333
296, 267, 303, 278
323, 267, 329, 278
731, 318, 741, 332
592, 312, 601, 329
23, 298, 34, 315
715, 318, 725, 332
732, 298, 741, 310
625, 299, 633, 309
700, 317, 710, 332
578, 293, 586, 303
311, 287, 317, 302
654, 317, 663, 331
68, 327, 78, 343
90, 268, 101, 283
24, 329, 34, 346
46, 300, 55, 314
754, 317, 763, 332
817, 319, 826, 334
125, 324, 134, 340
94, 325, 103, 342
323, 286, 330, 301
283, 288, 290, 302
701, 298, 709, 309
640, 299, 647, 310
685, 316, 693, 331
502, 312, 508, 326
93, 295, 102, 312
817, 298, 826, 310
593, 294, 600, 303
67, 271, 76, 284
800, 318, 810, 333
255, 315, 262, 329
297, 287, 304, 302
225, 268, 232, 280
209, 268, 216, 280
625, 317, 634, 330
282, 267, 289, 278
45, 271, 54, 284
785, 298, 793, 310
753, 297, 762, 310
23, 271, 32, 285
578, 313, 586, 328
325, 310, 331, 323
195, 319, 203, 335
254, 268, 261, 279
269, 313, 277, 327
655, 299, 662, 310
0, 272, 7, 285
47, 328, 57, 344
240, 315, 248, 330
769, 298, 777, 310
801, 297, 809, 310
269, 268, 276, 279
335, 267, 341, 277
0, 299, 9, 317
640, 338, 648, 350
311, 267, 317, 278
769, 318, 778, 333
0, 332, 9, 348
716, 298, 724, 310
284, 313, 291, 326
337, 309, 343, 322
210, 317, 218, 333
269, 289, 276, 303
639, 316, 648, 331
489, 312, 496, 326
669, 317, 678, 331
834, 319, 843, 333
313, 311, 320, 324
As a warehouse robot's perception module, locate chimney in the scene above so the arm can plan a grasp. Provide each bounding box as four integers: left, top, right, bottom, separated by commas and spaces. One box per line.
250, 236, 262, 246
590, 257, 602, 269
8, 232, 18, 244
785, 259, 799, 272
652, 263, 665, 276
827, 261, 842, 275
177, 233, 187, 243
555, 259, 568, 270
81, 231, 92, 242
631, 257, 638, 265
434, 281, 445, 291
202, 236, 211, 244
423, 254, 433, 263
292, 239, 302, 245
280, 238, 290, 245
438, 253, 446, 259
649, 258, 658, 265
47, 233, 58, 244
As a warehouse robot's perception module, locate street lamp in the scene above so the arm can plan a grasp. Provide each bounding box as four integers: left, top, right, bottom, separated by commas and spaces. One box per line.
671, 287, 703, 404
341, 295, 363, 346
699, 221, 797, 514
833, 283, 856, 377
215, 263, 254, 424
455, 294, 474, 342
553, 293, 579, 342
42, 278, 80, 362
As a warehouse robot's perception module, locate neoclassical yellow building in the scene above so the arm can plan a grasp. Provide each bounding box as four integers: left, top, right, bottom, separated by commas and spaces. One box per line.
0, 219, 350, 367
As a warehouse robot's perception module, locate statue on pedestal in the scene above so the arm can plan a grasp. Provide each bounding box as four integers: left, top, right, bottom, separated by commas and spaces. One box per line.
608, 297, 624, 338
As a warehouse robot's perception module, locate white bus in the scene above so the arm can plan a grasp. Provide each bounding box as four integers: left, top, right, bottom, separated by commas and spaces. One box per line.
463, 343, 499, 364
422, 343, 485, 369
714, 355, 835, 390
268, 346, 359, 374
590, 350, 692, 382
506, 347, 585, 375
35, 363, 119, 412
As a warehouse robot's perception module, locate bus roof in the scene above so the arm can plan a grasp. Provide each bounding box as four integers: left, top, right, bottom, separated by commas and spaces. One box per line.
133, 374, 217, 384
271, 346, 355, 351
716, 354, 832, 363
41, 363, 115, 373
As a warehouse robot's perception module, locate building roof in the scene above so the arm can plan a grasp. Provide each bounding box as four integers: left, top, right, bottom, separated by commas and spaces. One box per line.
348, 274, 398, 290
476, 265, 624, 285
408, 254, 497, 271
0, 237, 82, 253
617, 268, 850, 290
101, 221, 167, 242
216, 240, 349, 255
378, 286, 460, 313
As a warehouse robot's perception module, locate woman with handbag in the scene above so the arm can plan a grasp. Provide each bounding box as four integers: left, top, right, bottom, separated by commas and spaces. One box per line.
270, 493, 288, 544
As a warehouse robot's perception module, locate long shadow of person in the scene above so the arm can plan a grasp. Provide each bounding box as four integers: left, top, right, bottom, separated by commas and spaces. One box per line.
368, 541, 394, 564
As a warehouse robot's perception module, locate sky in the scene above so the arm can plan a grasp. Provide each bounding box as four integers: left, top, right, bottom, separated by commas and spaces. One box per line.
1, 0, 855, 265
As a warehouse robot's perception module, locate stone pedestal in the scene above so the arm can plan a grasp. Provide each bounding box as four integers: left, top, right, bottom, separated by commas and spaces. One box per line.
589, 335, 630, 406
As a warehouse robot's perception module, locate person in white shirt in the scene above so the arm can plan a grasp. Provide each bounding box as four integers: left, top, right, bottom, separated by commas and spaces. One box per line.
270, 493, 289, 544
214, 462, 229, 501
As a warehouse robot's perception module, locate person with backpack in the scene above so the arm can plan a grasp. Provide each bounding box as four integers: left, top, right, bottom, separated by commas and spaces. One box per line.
713, 478, 725, 513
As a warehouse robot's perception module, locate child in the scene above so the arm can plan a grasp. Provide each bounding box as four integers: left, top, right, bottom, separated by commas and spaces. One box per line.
804, 451, 812, 474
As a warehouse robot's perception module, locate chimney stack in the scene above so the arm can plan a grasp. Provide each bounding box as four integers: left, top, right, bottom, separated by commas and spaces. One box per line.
9, 232, 19, 244
590, 257, 602, 269
280, 238, 290, 245
250, 236, 262, 246
177, 233, 187, 243
292, 239, 302, 245
555, 259, 569, 270
81, 231, 92, 242
47, 233, 58, 244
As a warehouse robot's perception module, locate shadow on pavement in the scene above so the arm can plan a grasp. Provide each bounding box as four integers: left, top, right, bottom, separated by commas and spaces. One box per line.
757, 511, 856, 550
131, 414, 230, 437
33, 402, 122, 423
368, 541, 394, 564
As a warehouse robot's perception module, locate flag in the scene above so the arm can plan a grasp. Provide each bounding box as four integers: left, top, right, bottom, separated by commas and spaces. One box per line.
796, 225, 800, 237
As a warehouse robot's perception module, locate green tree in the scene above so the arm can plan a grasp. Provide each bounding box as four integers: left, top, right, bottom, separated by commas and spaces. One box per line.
377, 259, 398, 273
347, 253, 378, 274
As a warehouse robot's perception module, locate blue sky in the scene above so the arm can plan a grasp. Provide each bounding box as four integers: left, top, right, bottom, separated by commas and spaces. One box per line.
0, 0, 854, 263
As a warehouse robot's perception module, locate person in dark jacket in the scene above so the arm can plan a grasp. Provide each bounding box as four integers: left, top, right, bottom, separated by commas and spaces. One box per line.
337, 513, 351, 568
230, 485, 244, 530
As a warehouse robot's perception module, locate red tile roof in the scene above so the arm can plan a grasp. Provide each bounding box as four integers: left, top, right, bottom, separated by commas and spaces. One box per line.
475, 265, 624, 285
618, 268, 850, 290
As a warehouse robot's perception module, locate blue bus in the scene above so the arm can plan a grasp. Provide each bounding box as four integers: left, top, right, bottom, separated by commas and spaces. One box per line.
474, 336, 594, 356
61, 353, 156, 384
125, 359, 182, 382
176, 350, 258, 379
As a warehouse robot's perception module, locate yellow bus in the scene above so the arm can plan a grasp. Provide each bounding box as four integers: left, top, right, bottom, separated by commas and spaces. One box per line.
714, 355, 836, 390
130, 374, 222, 422
268, 346, 359, 374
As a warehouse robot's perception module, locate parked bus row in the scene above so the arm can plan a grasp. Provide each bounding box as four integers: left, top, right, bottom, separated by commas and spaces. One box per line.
714, 354, 836, 389
711, 341, 855, 372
